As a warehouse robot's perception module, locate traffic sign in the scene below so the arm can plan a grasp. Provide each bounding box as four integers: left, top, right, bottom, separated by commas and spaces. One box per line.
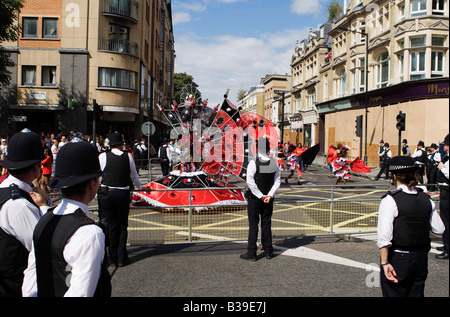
141, 121, 156, 136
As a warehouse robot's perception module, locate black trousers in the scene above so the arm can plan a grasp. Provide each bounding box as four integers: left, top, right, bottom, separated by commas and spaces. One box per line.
160, 159, 170, 176
246, 193, 274, 256
98, 189, 131, 265
376, 159, 390, 179
381, 249, 428, 297
440, 188, 449, 253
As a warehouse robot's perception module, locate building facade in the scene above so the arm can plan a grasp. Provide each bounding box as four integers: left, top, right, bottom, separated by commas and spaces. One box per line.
1, 0, 175, 141
288, 0, 448, 165
238, 84, 265, 117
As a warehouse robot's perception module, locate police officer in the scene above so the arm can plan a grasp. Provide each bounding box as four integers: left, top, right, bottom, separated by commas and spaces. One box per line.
412, 140, 427, 183
0, 131, 49, 297
374, 143, 391, 181
22, 141, 111, 297
98, 132, 143, 267
158, 139, 172, 176
378, 140, 385, 167
426, 143, 441, 192
241, 137, 281, 261
377, 156, 444, 297
401, 139, 410, 156
436, 134, 449, 259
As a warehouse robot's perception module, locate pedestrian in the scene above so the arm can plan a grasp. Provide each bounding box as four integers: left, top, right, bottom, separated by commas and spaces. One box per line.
158, 138, 172, 176
374, 143, 391, 180
0, 131, 49, 297
241, 137, 281, 261
39, 148, 52, 195
98, 132, 143, 267
377, 155, 445, 297
412, 140, 427, 183
436, 134, 449, 260
1, 138, 7, 160
22, 141, 111, 297
426, 143, 441, 192
50, 139, 58, 177
401, 139, 410, 156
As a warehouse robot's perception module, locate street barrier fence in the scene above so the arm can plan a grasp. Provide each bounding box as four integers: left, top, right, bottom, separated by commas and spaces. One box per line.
87, 183, 441, 245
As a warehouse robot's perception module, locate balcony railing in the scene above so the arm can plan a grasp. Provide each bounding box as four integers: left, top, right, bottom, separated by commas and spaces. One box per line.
103, 0, 138, 23
99, 38, 138, 57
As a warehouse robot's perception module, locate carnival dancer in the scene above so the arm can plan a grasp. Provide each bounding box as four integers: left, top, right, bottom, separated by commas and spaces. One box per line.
332, 152, 352, 185
285, 144, 302, 185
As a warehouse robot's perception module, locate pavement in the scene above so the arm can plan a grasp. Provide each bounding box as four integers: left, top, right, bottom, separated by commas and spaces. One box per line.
106, 162, 449, 304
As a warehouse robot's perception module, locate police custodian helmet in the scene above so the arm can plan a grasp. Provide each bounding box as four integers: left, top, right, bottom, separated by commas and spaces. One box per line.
50, 142, 102, 189
2, 131, 45, 170
389, 156, 418, 173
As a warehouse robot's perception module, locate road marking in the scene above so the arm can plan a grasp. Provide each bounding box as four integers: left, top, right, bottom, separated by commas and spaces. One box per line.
175, 231, 379, 271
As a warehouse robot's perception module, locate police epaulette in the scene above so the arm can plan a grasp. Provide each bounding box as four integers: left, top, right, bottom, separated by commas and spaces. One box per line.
381, 188, 402, 199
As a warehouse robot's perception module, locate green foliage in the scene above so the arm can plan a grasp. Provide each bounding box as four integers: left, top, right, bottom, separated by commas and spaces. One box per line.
327, 0, 343, 21
0, 0, 23, 86
173, 72, 200, 104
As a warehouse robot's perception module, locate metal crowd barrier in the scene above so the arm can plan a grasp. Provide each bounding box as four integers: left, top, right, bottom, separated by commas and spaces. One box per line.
81, 183, 439, 245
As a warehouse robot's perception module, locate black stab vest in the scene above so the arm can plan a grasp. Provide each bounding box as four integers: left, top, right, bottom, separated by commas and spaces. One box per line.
254, 157, 277, 196
33, 209, 111, 297
0, 185, 38, 297
388, 189, 432, 251
101, 151, 131, 187
438, 155, 449, 186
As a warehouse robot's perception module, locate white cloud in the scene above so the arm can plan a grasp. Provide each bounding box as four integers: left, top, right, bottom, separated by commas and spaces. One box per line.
173, 12, 192, 25
174, 28, 309, 105
290, 0, 328, 16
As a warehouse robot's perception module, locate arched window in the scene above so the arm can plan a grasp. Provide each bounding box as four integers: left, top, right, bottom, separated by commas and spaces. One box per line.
376, 51, 389, 88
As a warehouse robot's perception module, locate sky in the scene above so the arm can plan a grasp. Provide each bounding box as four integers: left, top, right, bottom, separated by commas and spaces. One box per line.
172, 0, 333, 106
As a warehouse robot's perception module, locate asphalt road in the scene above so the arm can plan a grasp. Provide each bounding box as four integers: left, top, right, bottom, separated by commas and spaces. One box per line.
106, 163, 448, 303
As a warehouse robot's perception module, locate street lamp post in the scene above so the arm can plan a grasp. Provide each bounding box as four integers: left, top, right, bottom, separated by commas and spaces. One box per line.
337, 26, 369, 164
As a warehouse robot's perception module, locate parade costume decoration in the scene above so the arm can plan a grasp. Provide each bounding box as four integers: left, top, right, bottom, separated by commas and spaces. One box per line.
133, 86, 279, 209
327, 145, 372, 184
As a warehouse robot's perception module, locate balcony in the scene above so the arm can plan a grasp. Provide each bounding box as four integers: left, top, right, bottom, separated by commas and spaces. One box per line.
99, 38, 138, 57
103, 0, 138, 23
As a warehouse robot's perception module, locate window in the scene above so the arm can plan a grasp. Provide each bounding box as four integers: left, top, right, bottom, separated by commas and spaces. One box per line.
42, 66, 56, 86
432, 0, 445, 15
410, 51, 426, 80
22, 17, 38, 38
431, 51, 445, 77
359, 58, 366, 92
411, 36, 426, 47
307, 88, 316, 110
108, 24, 130, 53
432, 37, 445, 46
337, 69, 346, 97
98, 67, 137, 90
376, 52, 389, 88
398, 54, 404, 82
411, 0, 427, 16
22, 66, 36, 86
43, 18, 58, 38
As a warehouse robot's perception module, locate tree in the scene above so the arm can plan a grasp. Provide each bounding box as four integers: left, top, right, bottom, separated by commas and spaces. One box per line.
0, 0, 23, 86
173, 72, 200, 104
237, 89, 247, 102
327, 0, 343, 22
